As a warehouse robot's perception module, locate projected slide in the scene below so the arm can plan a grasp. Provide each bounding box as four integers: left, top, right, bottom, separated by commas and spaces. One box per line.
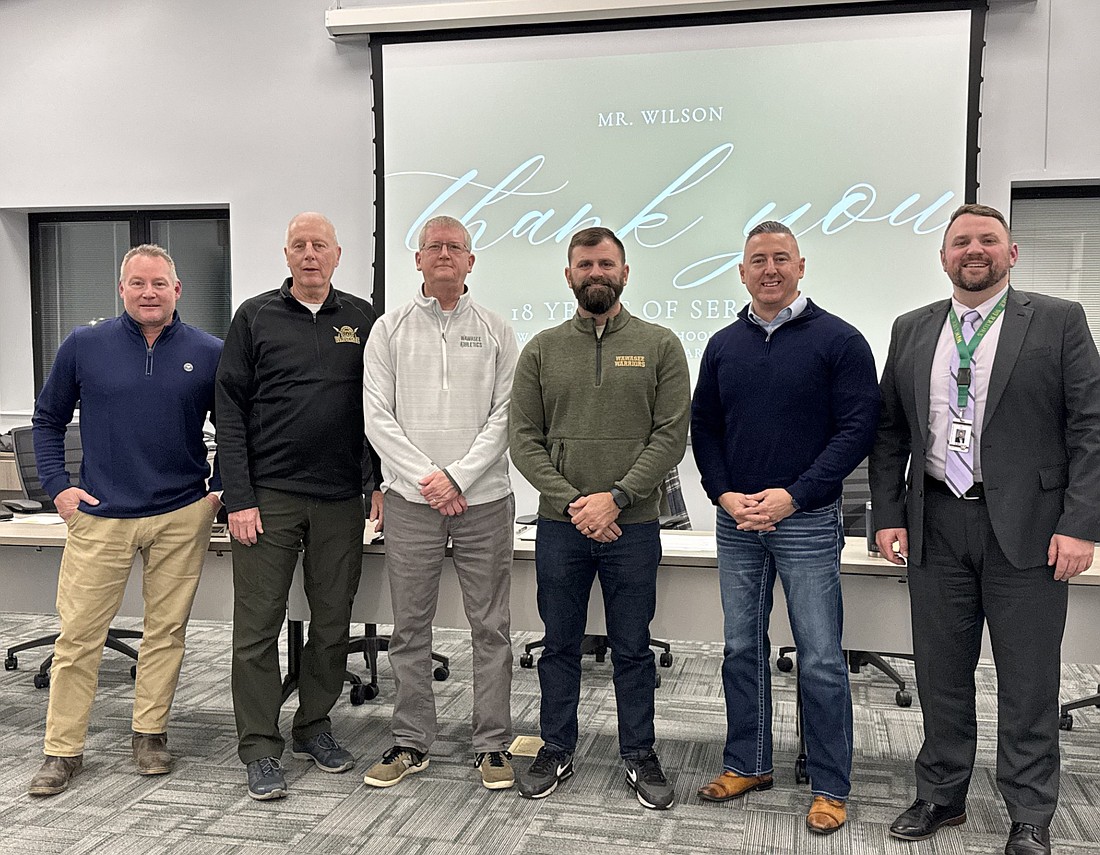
380, 9, 974, 372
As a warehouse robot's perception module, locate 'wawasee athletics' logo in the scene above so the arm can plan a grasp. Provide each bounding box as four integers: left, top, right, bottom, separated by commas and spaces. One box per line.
333, 326, 361, 344
615, 355, 646, 368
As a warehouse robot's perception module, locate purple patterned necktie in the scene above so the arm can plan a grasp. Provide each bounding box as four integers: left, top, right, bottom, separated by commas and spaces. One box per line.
945, 309, 982, 497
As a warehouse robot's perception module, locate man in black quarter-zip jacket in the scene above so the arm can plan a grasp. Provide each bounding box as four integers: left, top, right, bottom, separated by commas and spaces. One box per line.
215, 212, 381, 801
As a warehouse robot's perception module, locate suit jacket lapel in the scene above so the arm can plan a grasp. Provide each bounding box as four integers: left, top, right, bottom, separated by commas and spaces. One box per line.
986, 287, 1033, 423
913, 301, 950, 444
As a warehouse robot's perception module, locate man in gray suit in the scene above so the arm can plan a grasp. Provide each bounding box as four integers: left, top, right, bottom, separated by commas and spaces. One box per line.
869, 203, 1100, 855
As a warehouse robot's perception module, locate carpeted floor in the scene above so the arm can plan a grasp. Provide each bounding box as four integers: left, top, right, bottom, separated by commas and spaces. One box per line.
1, 612, 1098, 854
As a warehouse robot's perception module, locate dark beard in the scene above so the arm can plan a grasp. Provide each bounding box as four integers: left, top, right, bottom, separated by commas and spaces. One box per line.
949, 260, 1007, 293
574, 276, 623, 315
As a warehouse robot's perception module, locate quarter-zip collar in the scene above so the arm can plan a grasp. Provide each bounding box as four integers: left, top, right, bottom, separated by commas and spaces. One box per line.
278, 276, 343, 312
414, 284, 471, 392
570, 305, 632, 337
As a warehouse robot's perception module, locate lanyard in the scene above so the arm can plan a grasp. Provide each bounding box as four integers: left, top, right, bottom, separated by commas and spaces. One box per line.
949, 292, 1008, 410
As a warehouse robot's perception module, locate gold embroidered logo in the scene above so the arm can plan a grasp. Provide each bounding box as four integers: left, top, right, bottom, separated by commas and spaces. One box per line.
333, 326, 360, 344
615, 355, 646, 368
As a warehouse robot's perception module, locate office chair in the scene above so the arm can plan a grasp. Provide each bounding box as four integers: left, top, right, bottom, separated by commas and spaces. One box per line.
3, 425, 142, 688
517, 467, 685, 688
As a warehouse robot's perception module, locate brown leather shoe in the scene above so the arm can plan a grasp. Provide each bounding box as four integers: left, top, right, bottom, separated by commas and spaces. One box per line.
28, 755, 83, 796
806, 795, 847, 834
697, 771, 774, 802
133, 732, 171, 775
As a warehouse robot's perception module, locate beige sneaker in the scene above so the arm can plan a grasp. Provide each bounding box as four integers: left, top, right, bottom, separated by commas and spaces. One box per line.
28, 755, 83, 796
363, 746, 429, 788
133, 732, 171, 775
476, 751, 515, 790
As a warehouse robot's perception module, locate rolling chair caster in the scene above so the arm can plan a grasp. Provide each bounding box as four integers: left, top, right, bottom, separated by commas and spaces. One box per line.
776, 654, 794, 672
659, 651, 673, 668
519, 653, 534, 668
1060, 713, 1074, 731
350, 682, 378, 705
433, 665, 450, 681
130, 664, 137, 680
896, 689, 912, 707
5, 655, 17, 671
34, 672, 50, 689
795, 754, 809, 784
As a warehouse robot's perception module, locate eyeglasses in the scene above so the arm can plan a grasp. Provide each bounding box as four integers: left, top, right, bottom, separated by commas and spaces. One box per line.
421, 242, 469, 255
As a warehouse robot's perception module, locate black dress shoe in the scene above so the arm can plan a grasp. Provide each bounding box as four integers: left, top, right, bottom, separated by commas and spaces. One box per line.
1004, 822, 1050, 855
889, 798, 967, 841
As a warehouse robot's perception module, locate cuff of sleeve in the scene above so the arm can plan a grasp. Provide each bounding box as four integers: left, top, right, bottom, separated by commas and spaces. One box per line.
442, 468, 463, 494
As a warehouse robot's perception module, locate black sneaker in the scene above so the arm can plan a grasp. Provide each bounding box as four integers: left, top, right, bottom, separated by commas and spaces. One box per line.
624, 751, 674, 809
291, 732, 355, 773
246, 756, 288, 800
518, 746, 573, 799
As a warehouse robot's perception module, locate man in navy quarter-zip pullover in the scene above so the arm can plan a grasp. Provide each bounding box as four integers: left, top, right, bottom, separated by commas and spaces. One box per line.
28, 245, 223, 797
216, 213, 381, 800
691, 221, 879, 834
362, 215, 518, 792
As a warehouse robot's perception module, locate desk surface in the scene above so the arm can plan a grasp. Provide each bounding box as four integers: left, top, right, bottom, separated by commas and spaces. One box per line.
2, 519, 1098, 584
3, 518, 1099, 661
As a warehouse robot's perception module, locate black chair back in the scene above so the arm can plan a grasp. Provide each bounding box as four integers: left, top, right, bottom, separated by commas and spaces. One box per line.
10, 424, 82, 511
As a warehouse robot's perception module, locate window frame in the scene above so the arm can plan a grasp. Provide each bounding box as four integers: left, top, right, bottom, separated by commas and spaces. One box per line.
28, 208, 230, 391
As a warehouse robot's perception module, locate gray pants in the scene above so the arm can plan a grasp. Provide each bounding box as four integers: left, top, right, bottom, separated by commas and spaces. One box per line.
385, 491, 514, 754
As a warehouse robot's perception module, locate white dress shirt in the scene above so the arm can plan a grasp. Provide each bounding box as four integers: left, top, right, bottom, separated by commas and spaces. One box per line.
925, 285, 1009, 482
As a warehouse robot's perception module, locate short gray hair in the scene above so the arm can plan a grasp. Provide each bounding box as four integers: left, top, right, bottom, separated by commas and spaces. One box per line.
120, 244, 177, 283
418, 215, 471, 250
285, 212, 339, 247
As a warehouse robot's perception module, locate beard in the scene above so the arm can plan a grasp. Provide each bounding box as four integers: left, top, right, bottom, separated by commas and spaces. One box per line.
948, 256, 1009, 293
572, 274, 625, 315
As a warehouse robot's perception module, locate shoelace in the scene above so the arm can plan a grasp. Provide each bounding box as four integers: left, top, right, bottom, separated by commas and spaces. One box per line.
313, 732, 339, 751
382, 746, 418, 765
528, 748, 564, 775
635, 754, 666, 784
474, 751, 512, 768
255, 757, 282, 777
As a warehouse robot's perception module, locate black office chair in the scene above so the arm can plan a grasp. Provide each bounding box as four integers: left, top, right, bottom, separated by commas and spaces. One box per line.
517, 467, 685, 688
3, 424, 142, 688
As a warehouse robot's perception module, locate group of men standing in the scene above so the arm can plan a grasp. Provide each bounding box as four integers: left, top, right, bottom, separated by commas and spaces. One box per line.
24, 204, 1098, 855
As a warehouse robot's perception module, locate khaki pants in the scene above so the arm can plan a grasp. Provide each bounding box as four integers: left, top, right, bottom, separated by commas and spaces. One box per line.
44, 497, 215, 756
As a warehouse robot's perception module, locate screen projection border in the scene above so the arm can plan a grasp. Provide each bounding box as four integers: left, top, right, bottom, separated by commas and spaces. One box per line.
369, 0, 986, 313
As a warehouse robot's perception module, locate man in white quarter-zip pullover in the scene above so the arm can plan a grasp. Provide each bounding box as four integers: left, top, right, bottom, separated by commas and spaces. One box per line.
362, 215, 520, 791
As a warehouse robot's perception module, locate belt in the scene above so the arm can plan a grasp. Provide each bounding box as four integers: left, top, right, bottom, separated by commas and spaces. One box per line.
925, 473, 985, 501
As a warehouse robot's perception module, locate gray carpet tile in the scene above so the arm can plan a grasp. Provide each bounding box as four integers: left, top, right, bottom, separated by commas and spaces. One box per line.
1, 612, 1098, 854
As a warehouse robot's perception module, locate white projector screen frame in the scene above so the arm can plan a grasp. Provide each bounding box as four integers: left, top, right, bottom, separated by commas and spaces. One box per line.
373, 2, 983, 374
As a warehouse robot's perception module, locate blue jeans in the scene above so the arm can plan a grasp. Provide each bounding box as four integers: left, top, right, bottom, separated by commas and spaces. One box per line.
535, 518, 660, 759
715, 499, 852, 799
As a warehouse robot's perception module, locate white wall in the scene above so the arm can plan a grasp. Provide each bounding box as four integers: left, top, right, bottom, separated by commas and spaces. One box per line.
0, 0, 375, 412
1, 0, 1097, 524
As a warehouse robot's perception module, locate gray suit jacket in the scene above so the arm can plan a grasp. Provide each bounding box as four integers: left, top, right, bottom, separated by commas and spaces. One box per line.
869, 287, 1100, 568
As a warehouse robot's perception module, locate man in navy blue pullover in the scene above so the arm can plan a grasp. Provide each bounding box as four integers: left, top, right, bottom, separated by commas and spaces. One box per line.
691, 221, 879, 834
28, 244, 223, 796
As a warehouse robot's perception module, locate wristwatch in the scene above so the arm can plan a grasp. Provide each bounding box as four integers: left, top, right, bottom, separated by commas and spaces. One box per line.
610, 487, 630, 510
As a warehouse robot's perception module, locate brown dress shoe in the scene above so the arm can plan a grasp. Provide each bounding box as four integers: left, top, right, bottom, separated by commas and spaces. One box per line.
133, 732, 171, 775
28, 755, 83, 796
697, 771, 774, 802
806, 795, 847, 834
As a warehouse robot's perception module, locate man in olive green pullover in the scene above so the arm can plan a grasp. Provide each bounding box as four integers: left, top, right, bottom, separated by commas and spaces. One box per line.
509, 227, 690, 809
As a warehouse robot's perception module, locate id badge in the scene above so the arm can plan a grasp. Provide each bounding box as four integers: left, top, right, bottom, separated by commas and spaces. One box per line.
947, 418, 973, 453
